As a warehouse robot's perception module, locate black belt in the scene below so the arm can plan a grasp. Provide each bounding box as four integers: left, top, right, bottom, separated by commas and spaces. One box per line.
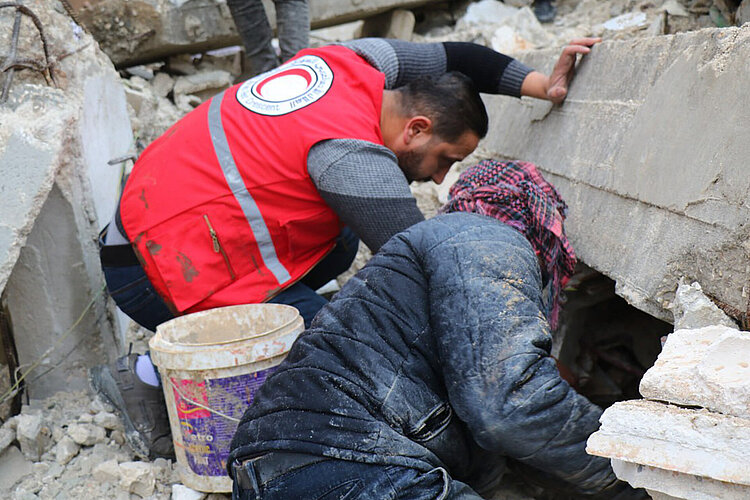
98, 225, 140, 267
100, 244, 140, 267
232, 452, 327, 495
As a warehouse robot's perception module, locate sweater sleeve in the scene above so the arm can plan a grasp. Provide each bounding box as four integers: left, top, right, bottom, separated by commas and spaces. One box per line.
423, 215, 617, 495
339, 38, 532, 96
308, 139, 425, 252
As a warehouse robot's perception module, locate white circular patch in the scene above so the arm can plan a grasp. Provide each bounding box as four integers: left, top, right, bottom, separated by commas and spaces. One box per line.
236, 55, 334, 116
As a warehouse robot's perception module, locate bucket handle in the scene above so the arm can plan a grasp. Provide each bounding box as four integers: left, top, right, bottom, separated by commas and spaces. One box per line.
168, 378, 241, 423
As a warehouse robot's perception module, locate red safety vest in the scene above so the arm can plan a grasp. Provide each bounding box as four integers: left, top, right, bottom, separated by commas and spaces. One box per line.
119, 46, 385, 314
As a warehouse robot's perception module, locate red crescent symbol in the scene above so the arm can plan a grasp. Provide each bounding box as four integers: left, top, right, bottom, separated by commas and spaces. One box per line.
256, 68, 313, 97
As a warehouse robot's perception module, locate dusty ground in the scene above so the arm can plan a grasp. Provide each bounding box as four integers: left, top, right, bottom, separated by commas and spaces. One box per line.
0, 0, 733, 498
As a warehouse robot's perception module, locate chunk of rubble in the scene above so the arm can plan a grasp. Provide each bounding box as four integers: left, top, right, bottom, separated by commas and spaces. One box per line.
640, 325, 750, 419
16, 414, 50, 461
67, 423, 106, 446
92, 458, 120, 483
54, 436, 80, 465
587, 400, 750, 497
118, 461, 155, 497
669, 280, 738, 331
173, 483, 208, 500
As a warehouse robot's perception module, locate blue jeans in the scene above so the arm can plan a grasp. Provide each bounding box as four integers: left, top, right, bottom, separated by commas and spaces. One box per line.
101, 228, 359, 331
232, 457, 482, 500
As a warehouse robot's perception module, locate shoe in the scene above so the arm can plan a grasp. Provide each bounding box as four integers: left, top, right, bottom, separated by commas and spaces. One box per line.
533, 0, 556, 23
89, 353, 174, 459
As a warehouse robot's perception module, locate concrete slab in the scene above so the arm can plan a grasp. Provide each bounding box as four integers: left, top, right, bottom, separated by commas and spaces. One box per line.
639, 325, 750, 419
481, 26, 750, 322
75, 0, 443, 67
0, 0, 132, 396
586, 400, 750, 486
612, 459, 750, 500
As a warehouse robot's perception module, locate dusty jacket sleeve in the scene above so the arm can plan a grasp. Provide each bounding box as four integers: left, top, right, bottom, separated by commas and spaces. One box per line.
339, 38, 532, 96
424, 216, 617, 494
308, 139, 424, 252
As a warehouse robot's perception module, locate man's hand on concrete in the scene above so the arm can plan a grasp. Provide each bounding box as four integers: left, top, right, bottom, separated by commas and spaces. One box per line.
546, 37, 601, 105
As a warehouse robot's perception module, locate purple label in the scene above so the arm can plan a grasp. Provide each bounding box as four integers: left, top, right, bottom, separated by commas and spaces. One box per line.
172, 367, 276, 476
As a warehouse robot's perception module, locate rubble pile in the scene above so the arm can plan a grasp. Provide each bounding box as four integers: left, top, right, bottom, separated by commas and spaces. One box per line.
0, 389, 228, 499
587, 283, 750, 498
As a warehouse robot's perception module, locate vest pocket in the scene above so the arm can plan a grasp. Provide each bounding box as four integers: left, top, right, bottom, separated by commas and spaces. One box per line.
140, 214, 237, 312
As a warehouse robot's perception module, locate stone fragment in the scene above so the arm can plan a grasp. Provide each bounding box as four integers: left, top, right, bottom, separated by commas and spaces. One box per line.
90, 397, 114, 414
151, 73, 175, 98
16, 414, 49, 461
587, 400, 750, 485
67, 423, 106, 446
110, 429, 126, 446
54, 436, 80, 465
126, 66, 155, 80
93, 458, 120, 483
612, 459, 750, 500
94, 411, 122, 430
660, 0, 689, 17
670, 280, 737, 330
78, 413, 94, 424
0, 427, 15, 455
119, 461, 155, 497
0, 446, 33, 492
172, 483, 207, 500
639, 325, 750, 418
173, 70, 233, 101
41, 461, 64, 482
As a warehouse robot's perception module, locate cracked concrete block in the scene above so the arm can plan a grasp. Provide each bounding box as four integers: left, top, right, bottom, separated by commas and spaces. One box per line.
612, 459, 750, 500
74, 0, 443, 67
639, 325, 750, 418
0, 0, 130, 397
481, 26, 750, 322
119, 461, 155, 497
587, 400, 750, 486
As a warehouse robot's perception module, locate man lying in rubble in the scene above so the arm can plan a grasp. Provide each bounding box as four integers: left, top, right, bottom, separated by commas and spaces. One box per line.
92, 37, 600, 460
227, 160, 644, 499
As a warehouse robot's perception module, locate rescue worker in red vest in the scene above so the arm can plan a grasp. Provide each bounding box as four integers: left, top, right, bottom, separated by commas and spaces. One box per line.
90, 37, 600, 460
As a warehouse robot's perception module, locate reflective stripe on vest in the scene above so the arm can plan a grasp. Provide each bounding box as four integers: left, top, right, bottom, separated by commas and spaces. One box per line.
207, 91, 292, 285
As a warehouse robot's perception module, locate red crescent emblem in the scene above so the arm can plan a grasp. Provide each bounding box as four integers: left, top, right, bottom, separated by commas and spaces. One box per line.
256, 68, 313, 97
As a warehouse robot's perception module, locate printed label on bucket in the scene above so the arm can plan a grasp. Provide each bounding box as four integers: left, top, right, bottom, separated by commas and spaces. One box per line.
171, 368, 276, 476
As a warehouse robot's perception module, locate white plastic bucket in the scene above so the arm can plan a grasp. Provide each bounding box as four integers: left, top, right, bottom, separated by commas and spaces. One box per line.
149, 304, 304, 492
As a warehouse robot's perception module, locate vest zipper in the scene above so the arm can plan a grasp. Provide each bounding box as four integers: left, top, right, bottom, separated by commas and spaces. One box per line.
203, 215, 236, 280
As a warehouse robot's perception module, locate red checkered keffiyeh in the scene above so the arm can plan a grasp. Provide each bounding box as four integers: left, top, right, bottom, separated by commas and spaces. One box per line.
441, 160, 576, 329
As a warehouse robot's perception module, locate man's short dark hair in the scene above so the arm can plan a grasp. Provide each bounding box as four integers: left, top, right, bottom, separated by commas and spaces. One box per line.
395, 72, 489, 142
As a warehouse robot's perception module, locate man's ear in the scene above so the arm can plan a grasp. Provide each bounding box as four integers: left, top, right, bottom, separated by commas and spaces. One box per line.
403, 116, 433, 146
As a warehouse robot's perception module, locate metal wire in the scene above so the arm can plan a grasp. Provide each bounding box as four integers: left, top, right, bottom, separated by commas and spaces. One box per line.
0, 2, 57, 102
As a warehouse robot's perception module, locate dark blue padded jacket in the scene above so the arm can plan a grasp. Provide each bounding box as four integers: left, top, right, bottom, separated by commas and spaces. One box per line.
229, 213, 617, 494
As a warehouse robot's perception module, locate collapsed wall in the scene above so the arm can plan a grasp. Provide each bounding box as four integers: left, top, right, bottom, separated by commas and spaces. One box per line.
481, 25, 750, 323
0, 0, 132, 399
